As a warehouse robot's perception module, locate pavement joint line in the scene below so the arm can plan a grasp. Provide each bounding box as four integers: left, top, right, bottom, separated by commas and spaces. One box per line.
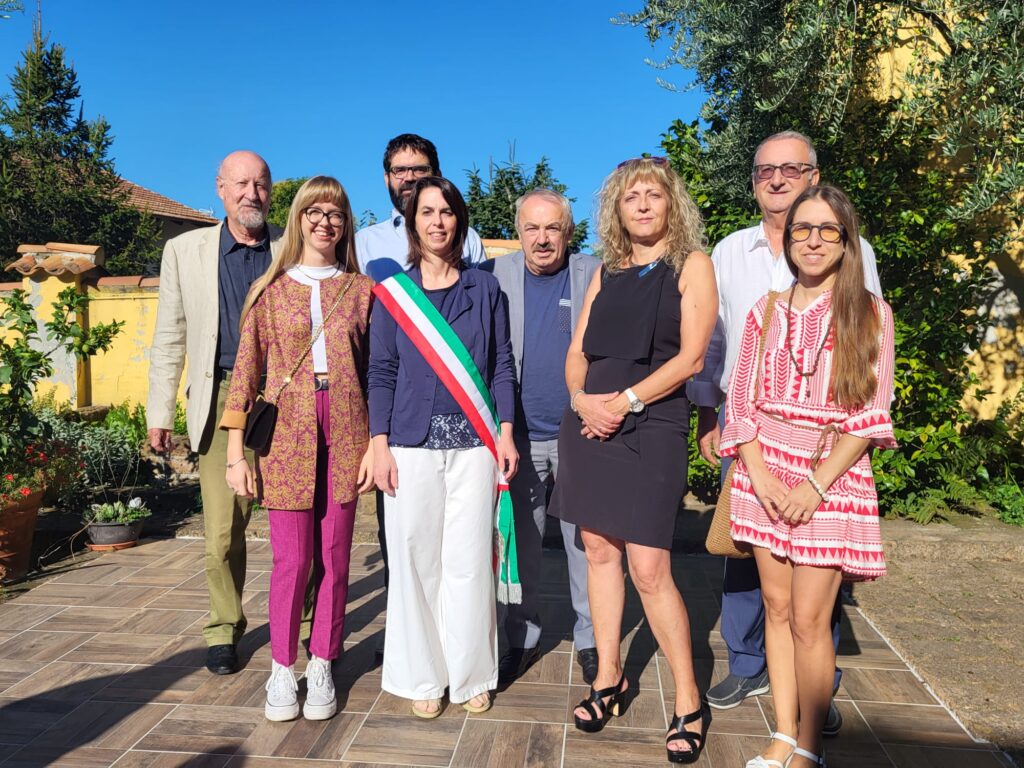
852, 605, 992, 746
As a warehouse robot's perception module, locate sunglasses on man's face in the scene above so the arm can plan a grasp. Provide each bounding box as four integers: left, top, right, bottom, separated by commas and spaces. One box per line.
752, 162, 816, 181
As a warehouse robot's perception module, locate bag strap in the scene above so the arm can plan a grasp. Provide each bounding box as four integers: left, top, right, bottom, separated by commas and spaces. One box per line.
268, 273, 356, 403
753, 291, 779, 401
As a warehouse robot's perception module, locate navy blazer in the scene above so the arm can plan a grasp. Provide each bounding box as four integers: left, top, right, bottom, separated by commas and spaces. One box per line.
368, 266, 517, 444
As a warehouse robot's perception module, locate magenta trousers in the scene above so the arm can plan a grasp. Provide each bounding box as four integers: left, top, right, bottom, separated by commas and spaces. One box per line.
268, 389, 357, 666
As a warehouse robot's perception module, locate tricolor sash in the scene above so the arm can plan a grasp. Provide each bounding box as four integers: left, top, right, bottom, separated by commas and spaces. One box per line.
373, 272, 521, 604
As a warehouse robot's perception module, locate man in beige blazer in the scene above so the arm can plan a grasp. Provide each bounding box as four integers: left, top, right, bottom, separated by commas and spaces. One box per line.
147, 150, 282, 675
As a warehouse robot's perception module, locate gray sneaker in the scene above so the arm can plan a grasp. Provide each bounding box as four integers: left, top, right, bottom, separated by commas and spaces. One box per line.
705, 669, 770, 710
823, 699, 843, 737
265, 661, 300, 721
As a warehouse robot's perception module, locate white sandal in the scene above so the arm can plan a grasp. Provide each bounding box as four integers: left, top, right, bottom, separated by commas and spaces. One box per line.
746, 732, 797, 768
787, 747, 826, 767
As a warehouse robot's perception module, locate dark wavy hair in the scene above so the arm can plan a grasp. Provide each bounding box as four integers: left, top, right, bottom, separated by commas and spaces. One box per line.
404, 177, 468, 270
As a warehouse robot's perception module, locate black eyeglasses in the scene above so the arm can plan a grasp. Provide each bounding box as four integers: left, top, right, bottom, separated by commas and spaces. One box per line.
787, 222, 846, 243
617, 156, 668, 169
388, 165, 433, 179
752, 162, 816, 181
303, 208, 346, 227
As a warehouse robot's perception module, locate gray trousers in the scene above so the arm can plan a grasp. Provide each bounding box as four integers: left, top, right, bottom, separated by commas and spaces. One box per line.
504, 435, 594, 650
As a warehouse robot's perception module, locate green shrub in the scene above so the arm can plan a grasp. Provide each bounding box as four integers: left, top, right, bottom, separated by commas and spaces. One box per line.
84, 497, 151, 524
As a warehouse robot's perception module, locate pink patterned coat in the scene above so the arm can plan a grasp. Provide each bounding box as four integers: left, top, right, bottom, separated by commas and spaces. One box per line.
220, 273, 374, 509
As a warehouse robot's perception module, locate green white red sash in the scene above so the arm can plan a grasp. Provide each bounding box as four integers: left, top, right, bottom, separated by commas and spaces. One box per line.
373, 272, 520, 604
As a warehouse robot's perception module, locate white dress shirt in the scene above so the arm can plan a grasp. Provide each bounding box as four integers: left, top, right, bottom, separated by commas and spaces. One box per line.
355, 209, 486, 282
686, 220, 882, 408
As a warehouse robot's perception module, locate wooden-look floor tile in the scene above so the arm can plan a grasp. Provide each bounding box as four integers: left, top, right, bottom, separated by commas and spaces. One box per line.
31, 700, 174, 750
145, 548, 207, 572
93, 664, 207, 704
1, 661, 127, 703
225, 758, 342, 768
859, 701, 979, 748
150, 634, 209, 669
112, 750, 231, 767
14, 583, 167, 610
303, 711, 368, 760
116, 568, 196, 588
238, 712, 362, 760
705, 696, 768, 737
0, 601, 66, 629
837, 637, 908, 670
0, 630, 95, 661
840, 668, 939, 705
141, 589, 210, 612
883, 744, 1009, 767
186, 669, 267, 709
0, 695, 80, 744
48, 562, 141, 586
342, 712, 463, 765
31, 606, 136, 634
134, 704, 263, 755
370, 690, 464, 720
452, 720, 564, 768
1, 743, 124, 766
508, 649, 571, 686
63, 633, 183, 665
474, 680, 567, 724
243, 572, 270, 591
564, 724, 711, 767
0, 659, 45, 694
112, 608, 206, 636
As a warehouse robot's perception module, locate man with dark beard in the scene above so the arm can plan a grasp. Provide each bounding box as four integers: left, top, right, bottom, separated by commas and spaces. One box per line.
148, 150, 281, 676
355, 134, 486, 663
355, 133, 485, 282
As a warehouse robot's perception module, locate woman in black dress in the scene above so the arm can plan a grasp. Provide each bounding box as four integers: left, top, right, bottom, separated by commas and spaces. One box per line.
551, 157, 717, 763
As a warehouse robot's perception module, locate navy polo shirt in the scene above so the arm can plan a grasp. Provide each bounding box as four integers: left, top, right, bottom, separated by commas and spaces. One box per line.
217, 221, 272, 370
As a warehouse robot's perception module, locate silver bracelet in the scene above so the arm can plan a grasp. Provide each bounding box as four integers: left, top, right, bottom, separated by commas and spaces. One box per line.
570, 389, 585, 413
226, 456, 247, 470
807, 473, 829, 502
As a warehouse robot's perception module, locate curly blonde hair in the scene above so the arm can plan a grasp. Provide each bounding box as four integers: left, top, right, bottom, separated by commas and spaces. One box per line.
595, 158, 706, 275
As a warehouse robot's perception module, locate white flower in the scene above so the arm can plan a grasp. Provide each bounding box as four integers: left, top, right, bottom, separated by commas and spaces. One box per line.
128, 497, 143, 509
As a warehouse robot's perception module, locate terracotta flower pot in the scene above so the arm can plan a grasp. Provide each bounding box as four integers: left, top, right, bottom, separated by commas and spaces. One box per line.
0, 488, 44, 582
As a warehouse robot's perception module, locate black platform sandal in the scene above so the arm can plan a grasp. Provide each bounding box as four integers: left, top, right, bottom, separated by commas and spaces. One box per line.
572, 673, 628, 733
666, 705, 709, 764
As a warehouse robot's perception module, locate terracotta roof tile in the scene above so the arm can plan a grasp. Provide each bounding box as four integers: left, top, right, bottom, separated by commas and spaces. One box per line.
120, 180, 218, 224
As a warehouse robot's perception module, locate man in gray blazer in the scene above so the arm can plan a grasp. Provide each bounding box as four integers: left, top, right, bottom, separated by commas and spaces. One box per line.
147, 150, 281, 676
484, 189, 600, 685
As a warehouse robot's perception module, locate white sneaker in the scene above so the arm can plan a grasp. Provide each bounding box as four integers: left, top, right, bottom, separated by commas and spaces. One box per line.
302, 655, 336, 720
265, 661, 300, 721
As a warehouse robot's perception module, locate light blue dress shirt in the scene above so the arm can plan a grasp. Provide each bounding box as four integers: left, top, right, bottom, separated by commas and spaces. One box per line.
355, 209, 487, 282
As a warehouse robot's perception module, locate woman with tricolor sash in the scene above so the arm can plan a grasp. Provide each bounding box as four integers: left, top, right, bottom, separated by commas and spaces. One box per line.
367, 176, 519, 718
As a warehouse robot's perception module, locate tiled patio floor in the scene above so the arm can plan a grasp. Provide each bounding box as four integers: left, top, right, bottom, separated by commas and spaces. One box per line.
0, 537, 1012, 767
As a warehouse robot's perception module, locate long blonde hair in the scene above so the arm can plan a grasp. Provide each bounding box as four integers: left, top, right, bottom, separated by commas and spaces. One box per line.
596, 158, 706, 275
240, 175, 359, 328
784, 185, 880, 410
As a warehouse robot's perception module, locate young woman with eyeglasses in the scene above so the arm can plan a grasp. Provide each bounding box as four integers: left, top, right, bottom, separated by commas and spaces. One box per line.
220, 176, 375, 723
719, 185, 896, 768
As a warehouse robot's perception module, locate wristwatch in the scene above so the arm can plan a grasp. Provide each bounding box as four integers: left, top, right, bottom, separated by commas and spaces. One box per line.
624, 387, 645, 414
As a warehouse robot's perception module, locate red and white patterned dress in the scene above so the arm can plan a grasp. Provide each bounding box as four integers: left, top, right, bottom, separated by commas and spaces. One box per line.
719, 290, 896, 580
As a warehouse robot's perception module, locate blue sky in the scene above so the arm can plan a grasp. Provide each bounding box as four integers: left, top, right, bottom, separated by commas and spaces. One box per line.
0, 1, 702, 237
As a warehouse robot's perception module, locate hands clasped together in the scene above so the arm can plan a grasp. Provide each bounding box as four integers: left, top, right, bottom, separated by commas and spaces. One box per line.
747, 468, 824, 525
576, 391, 625, 441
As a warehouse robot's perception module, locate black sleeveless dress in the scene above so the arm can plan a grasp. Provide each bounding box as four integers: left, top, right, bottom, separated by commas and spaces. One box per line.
550, 260, 689, 548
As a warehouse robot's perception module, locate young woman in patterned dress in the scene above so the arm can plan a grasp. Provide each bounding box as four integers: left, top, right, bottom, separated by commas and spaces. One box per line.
719, 185, 896, 768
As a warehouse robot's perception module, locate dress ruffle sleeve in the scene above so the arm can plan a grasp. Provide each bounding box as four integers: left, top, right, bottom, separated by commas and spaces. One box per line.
719, 296, 769, 457
838, 298, 897, 449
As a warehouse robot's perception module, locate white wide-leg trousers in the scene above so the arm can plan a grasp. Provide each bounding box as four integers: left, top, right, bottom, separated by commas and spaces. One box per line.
381, 445, 498, 703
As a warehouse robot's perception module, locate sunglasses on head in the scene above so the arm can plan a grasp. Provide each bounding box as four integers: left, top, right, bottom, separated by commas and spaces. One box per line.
617, 156, 669, 169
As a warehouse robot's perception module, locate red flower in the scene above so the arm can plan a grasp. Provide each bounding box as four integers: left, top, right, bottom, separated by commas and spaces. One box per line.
4, 474, 12, 482
19, 487, 31, 497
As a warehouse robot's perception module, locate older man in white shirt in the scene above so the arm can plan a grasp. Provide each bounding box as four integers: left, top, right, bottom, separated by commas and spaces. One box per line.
688, 131, 881, 734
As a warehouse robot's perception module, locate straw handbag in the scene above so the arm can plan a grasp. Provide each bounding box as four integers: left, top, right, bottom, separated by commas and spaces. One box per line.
705, 291, 779, 558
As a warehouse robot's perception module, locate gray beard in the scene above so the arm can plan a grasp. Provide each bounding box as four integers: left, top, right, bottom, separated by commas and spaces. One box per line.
236, 208, 266, 230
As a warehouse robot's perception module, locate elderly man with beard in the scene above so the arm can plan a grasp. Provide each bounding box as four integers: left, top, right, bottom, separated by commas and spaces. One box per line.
356, 134, 487, 662
482, 190, 600, 685
148, 150, 282, 675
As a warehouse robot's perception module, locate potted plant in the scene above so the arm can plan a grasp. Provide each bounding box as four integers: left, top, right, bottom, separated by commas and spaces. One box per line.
0, 285, 122, 580
83, 497, 151, 549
